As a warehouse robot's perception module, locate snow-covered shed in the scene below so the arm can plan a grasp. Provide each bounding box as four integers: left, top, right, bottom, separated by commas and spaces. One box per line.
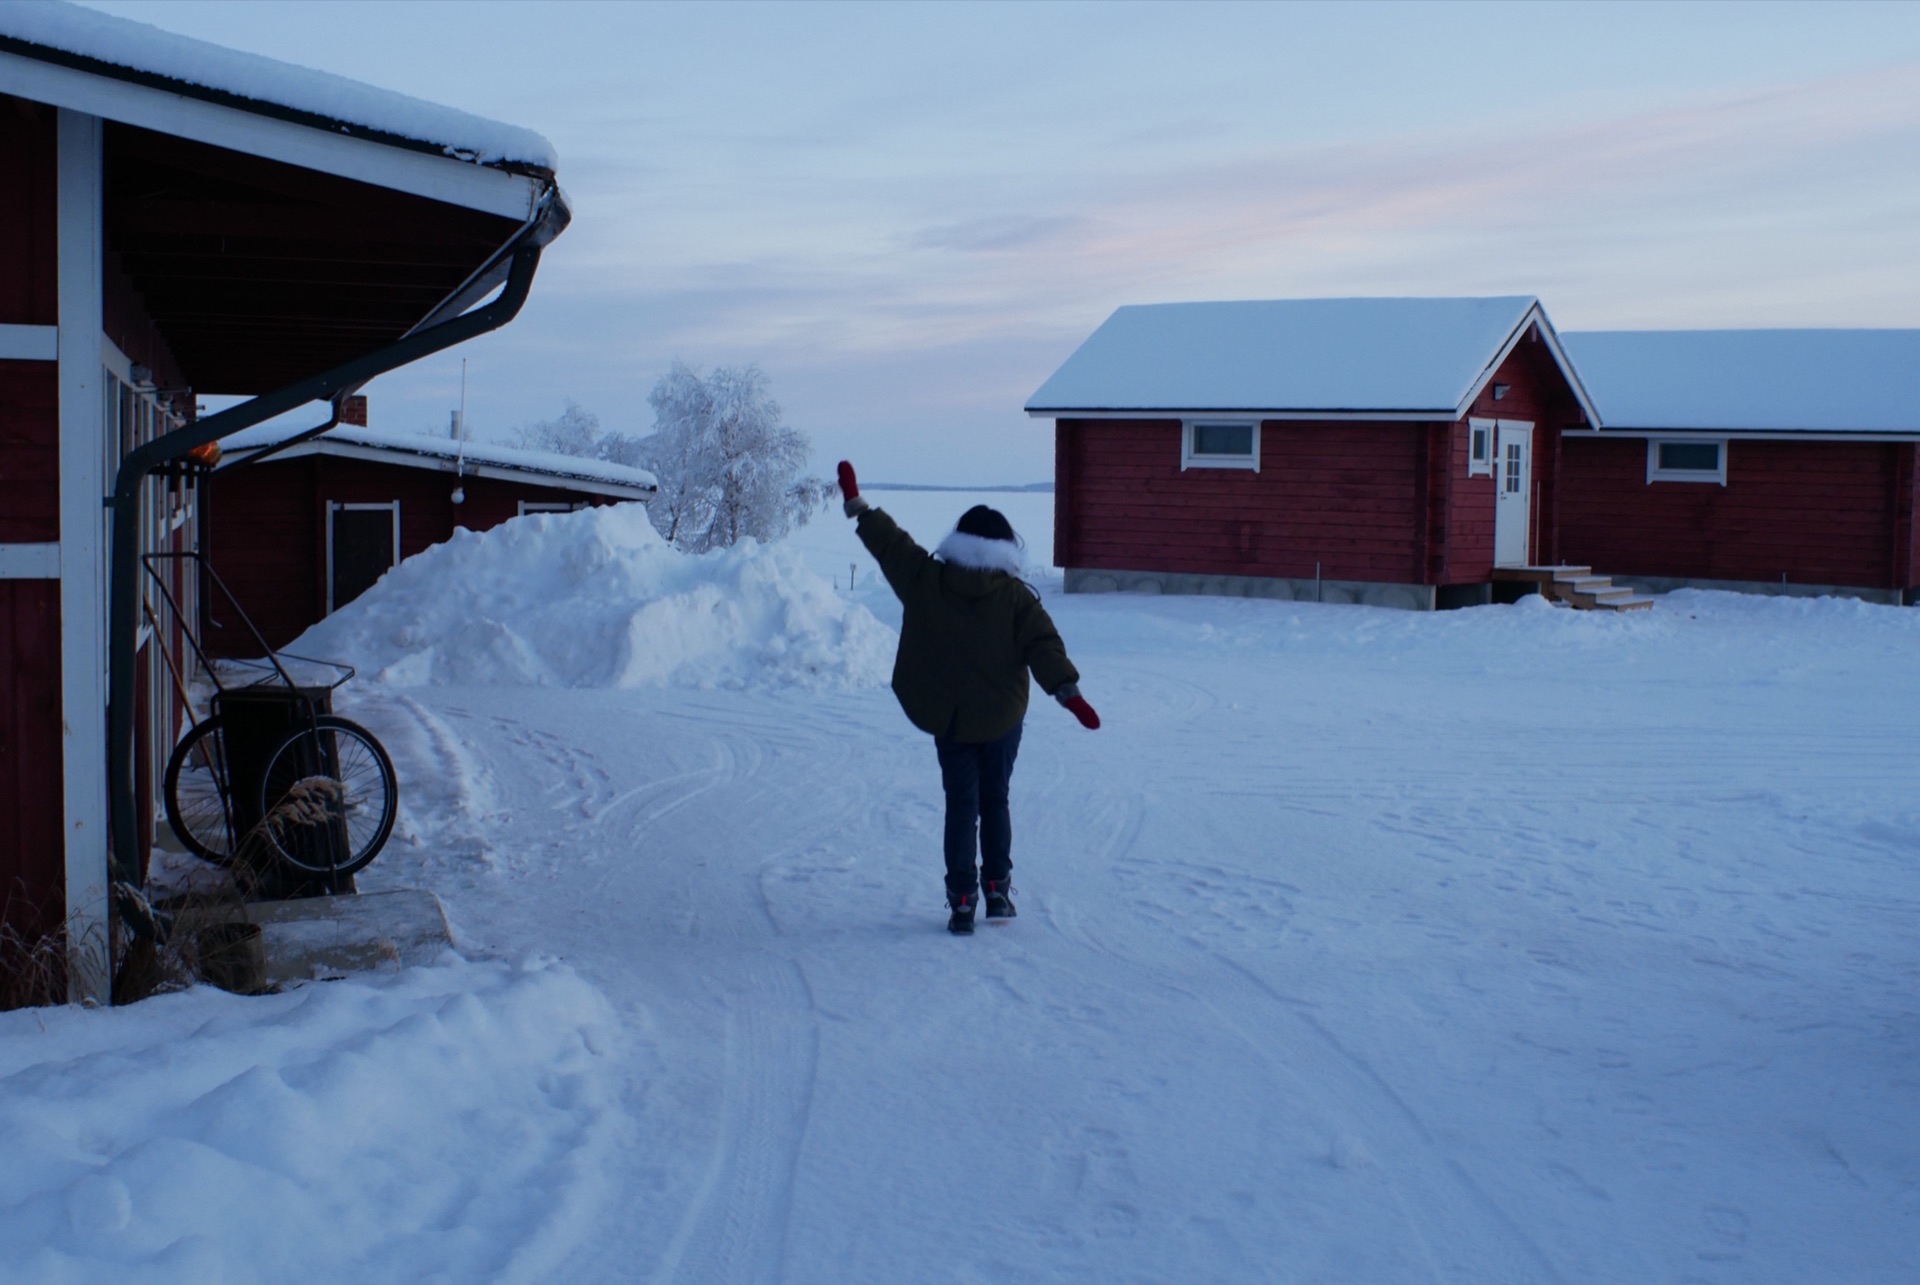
1027, 297, 1600, 609
206, 400, 657, 655
0, 3, 570, 1003
1555, 330, 1920, 603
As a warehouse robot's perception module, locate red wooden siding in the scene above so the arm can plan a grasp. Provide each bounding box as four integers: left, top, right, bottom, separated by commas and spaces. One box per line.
1456, 334, 1592, 571
206, 456, 632, 655
1058, 418, 1437, 583
1899, 443, 1919, 590
0, 580, 64, 946
0, 362, 59, 543
1557, 436, 1912, 589
104, 251, 187, 392
0, 97, 57, 327
1053, 325, 1594, 590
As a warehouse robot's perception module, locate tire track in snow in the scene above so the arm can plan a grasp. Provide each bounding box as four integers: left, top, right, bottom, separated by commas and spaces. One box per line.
1028, 685, 1564, 1284
368, 689, 841, 1284
634, 711, 833, 1285
652, 955, 818, 1285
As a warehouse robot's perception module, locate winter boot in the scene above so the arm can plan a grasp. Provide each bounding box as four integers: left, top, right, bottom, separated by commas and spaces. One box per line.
947, 891, 977, 935
983, 879, 1017, 920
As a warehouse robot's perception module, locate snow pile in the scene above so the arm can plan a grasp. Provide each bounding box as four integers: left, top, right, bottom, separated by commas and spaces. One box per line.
0, 957, 627, 1284
296, 504, 895, 691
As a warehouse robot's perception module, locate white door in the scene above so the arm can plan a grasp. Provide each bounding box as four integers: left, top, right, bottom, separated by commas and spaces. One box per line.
1493, 420, 1534, 567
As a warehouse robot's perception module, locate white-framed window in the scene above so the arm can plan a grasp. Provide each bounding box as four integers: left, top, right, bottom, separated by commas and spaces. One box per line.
518, 500, 588, 516
1467, 417, 1494, 477
1647, 438, 1727, 485
1181, 419, 1259, 471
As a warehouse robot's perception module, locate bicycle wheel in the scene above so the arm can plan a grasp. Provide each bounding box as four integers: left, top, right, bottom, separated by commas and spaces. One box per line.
163, 716, 238, 865
255, 715, 398, 877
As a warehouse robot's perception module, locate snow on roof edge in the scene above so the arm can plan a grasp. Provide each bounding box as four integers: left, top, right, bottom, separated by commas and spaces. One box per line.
1562, 328, 1920, 435
1025, 296, 1596, 420
220, 424, 657, 493
0, 3, 556, 171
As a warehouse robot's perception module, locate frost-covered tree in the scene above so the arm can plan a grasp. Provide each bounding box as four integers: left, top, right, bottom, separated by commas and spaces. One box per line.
638, 362, 827, 552
511, 399, 646, 468
511, 398, 600, 456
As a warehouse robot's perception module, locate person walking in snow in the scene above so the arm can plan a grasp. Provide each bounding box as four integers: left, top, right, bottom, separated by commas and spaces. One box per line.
837, 460, 1101, 934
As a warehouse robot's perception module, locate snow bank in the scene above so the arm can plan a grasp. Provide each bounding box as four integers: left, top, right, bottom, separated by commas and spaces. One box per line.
295, 505, 895, 691
0, 957, 627, 1284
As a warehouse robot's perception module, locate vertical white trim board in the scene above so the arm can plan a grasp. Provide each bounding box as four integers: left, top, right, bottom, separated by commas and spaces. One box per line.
57, 108, 111, 1006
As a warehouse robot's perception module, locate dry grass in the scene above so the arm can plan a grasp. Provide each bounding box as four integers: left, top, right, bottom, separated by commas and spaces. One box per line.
5, 777, 348, 1008
0, 917, 68, 1011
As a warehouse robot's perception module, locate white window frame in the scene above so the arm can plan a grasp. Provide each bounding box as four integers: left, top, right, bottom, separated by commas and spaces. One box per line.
1467, 417, 1495, 478
326, 501, 402, 613
1646, 438, 1727, 486
517, 500, 588, 516
1181, 419, 1260, 472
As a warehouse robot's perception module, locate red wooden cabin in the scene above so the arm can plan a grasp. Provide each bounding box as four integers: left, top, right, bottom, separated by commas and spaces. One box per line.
0, 7, 567, 1003
1555, 330, 1920, 604
208, 400, 656, 656
1027, 297, 1602, 609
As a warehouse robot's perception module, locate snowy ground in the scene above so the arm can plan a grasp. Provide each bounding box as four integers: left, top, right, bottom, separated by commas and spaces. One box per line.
5, 491, 1918, 1283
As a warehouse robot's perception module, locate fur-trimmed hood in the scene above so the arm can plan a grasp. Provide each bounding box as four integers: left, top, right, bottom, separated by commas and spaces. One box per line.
935, 529, 1025, 577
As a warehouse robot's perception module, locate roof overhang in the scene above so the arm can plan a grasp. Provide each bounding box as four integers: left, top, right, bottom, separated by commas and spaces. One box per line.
219, 438, 657, 501
0, 44, 546, 221
99, 121, 564, 393
1024, 407, 1463, 422
1587, 427, 1920, 443
1027, 302, 1606, 428
1465, 302, 1604, 429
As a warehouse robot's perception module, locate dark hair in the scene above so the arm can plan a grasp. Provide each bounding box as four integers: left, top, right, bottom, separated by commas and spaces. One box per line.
955, 505, 1016, 543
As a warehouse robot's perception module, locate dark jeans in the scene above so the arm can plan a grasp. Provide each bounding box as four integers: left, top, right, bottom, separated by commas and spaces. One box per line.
934, 722, 1023, 901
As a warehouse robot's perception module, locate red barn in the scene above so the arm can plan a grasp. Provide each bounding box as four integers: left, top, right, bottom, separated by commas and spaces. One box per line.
208, 402, 656, 656
0, 7, 568, 1003
1027, 297, 1606, 610
1555, 330, 1920, 604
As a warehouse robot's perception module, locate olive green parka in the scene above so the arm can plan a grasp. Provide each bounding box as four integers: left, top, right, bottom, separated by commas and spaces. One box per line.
856, 507, 1079, 743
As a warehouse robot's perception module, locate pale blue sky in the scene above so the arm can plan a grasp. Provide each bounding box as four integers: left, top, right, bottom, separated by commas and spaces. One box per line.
83, 1, 1920, 482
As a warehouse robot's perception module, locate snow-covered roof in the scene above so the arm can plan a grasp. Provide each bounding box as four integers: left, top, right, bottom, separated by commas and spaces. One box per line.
220, 423, 657, 499
0, 3, 555, 171
1027, 296, 1597, 423
1561, 330, 1920, 436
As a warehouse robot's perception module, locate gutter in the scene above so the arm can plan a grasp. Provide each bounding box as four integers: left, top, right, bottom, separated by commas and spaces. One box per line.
104, 190, 565, 891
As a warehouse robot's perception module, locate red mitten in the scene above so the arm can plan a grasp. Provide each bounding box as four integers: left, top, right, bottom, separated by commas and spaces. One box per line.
1054, 683, 1101, 729
837, 460, 868, 517
1064, 696, 1101, 730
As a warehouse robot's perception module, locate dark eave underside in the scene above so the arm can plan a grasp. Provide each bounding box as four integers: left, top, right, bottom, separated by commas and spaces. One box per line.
106, 123, 524, 394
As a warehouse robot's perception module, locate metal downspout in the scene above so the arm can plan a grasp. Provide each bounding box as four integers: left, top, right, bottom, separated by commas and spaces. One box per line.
104, 234, 548, 895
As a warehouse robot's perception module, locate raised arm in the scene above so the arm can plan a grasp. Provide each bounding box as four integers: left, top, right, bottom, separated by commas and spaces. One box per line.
840, 459, 932, 600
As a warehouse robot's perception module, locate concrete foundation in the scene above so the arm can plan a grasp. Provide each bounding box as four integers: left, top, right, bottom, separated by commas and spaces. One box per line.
1614, 575, 1908, 607
1064, 567, 1438, 611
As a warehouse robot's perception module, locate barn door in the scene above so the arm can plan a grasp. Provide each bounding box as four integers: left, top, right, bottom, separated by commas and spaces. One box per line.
1493, 420, 1534, 567
328, 502, 400, 612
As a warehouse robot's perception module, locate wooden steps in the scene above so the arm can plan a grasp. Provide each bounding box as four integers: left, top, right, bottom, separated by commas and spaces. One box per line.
1490, 565, 1655, 612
